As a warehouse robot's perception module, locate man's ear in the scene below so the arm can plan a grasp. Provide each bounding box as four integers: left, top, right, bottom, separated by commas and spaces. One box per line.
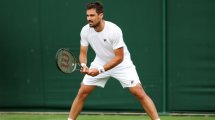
99, 13, 104, 19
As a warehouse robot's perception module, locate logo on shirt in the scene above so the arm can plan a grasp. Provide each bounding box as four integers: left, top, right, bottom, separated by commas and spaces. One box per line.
104, 39, 107, 42
131, 80, 134, 85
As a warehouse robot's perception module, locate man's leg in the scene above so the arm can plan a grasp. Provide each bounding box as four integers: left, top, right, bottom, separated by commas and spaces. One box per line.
68, 85, 96, 120
129, 83, 160, 120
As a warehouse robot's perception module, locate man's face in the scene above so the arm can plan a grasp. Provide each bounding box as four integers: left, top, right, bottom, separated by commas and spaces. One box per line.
86, 8, 103, 27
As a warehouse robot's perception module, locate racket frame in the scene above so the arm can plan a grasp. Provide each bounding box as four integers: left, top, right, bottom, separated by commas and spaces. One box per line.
55, 48, 80, 74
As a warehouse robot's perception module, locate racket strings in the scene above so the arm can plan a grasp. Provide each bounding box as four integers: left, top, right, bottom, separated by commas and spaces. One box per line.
56, 48, 79, 74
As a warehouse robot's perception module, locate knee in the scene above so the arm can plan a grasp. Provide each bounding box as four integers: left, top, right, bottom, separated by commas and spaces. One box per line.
75, 85, 95, 101
130, 87, 148, 100
133, 91, 147, 100
77, 90, 90, 100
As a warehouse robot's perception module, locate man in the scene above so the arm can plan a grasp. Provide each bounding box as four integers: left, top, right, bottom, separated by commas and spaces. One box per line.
68, 1, 160, 120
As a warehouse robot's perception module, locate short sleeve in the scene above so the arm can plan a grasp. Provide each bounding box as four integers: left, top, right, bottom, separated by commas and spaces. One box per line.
112, 27, 125, 49
80, 27, 89, 46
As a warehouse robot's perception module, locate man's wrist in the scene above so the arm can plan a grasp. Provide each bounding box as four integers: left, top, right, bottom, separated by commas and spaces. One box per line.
97, 66, 105, 73
81, 63, 86, 67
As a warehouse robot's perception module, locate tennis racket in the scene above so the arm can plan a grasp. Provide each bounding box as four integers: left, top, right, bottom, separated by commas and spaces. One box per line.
56, 48, 80, 74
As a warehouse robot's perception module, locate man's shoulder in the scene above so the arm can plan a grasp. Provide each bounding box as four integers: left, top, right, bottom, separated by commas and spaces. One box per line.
81, 24, 90, 31
81, 24, 91, 35
105, 21, 122, 33
106, 21, 119, 28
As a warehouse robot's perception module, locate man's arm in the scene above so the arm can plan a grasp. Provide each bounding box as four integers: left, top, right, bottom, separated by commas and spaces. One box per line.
79, 45, 88, 74
88, 47, 123, 76
103, 47, 123, 71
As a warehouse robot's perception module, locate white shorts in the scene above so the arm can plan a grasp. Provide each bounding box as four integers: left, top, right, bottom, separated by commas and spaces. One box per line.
82, 65, 141, 88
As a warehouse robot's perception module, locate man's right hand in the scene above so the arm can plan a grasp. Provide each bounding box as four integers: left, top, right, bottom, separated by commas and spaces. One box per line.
80, 63, 88, 74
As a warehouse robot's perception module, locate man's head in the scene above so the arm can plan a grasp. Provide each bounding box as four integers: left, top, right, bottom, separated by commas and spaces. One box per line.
86, 1, 104, 28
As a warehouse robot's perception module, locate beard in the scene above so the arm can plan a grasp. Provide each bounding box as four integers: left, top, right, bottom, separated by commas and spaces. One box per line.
88, 20, 100, 28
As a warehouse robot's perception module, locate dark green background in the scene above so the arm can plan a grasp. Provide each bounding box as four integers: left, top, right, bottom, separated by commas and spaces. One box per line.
0, 0, 215, 113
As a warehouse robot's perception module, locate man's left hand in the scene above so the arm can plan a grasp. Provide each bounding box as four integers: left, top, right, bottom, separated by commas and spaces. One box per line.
87, 68, 99, 77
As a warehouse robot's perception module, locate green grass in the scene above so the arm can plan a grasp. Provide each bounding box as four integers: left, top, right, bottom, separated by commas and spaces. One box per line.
0, 113, 214, 120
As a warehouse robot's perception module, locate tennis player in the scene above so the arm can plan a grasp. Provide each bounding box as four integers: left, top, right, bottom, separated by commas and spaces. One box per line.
68, 1, 160, 120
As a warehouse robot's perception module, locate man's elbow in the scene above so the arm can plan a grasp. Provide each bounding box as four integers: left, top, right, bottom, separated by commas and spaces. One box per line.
116, 56, 123, 64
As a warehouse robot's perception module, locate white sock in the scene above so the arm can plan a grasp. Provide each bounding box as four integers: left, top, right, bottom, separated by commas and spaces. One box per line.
68, 118, 73, 120
156, 119, 160, 120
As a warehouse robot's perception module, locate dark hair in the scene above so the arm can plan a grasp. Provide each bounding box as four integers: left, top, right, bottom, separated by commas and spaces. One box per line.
86, 1, 104, 14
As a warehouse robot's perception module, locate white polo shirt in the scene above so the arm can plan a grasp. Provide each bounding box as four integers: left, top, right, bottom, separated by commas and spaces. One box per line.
80, 21, 134, 68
